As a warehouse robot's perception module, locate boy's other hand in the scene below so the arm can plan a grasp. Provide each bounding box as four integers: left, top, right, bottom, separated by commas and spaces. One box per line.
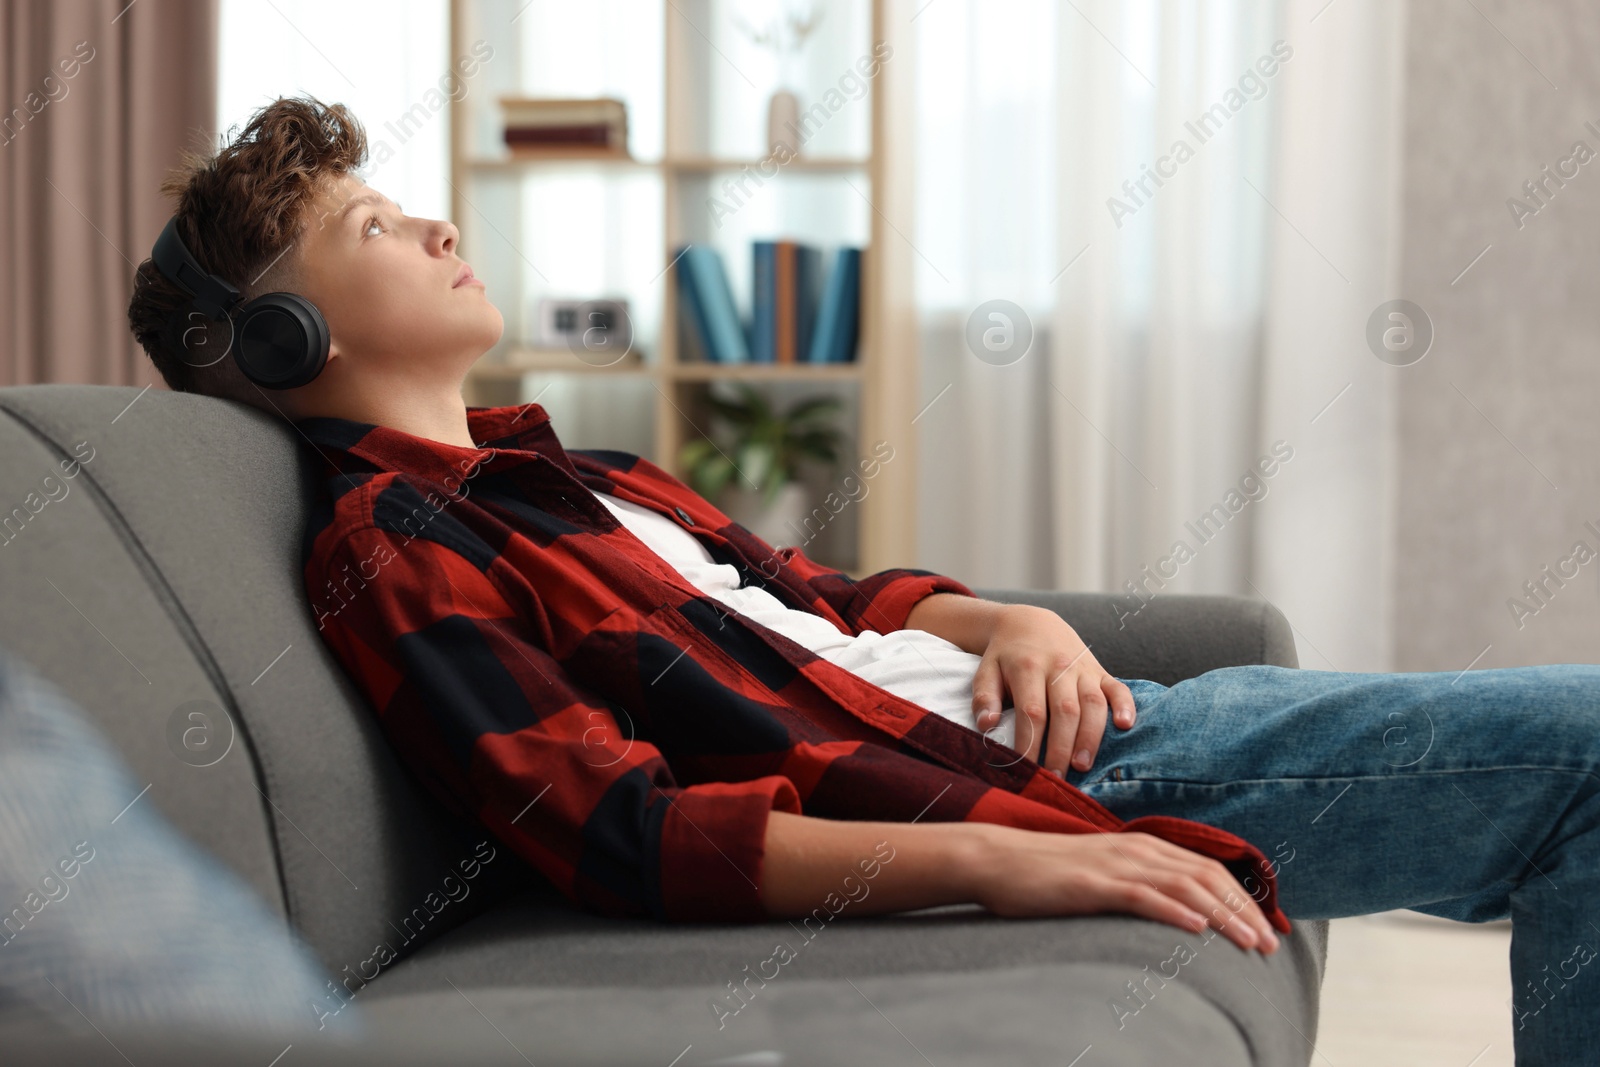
969, 825, 1280, 954
972, 604, 1136, 774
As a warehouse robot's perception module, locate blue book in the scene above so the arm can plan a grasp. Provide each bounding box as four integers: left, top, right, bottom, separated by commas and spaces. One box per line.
751, 241, 778, 364
794, 244, 823, 364
673, 244, 712, 363
807, 247, 861, 363
830, 248, 860, 362
687, 245, 750, 363
805, 250, 839, 364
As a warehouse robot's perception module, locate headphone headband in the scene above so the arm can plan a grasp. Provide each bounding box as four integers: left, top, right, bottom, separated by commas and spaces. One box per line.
151, 216, 241, 319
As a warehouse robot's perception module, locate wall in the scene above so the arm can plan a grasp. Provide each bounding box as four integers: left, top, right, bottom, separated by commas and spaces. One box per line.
1396, 0, 1600, 669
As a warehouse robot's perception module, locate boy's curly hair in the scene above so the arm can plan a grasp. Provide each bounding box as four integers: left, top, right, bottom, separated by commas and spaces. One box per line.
127, 94, 368, 397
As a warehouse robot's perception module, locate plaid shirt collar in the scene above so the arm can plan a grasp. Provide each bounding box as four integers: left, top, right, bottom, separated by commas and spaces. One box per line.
295, 403, 579, 484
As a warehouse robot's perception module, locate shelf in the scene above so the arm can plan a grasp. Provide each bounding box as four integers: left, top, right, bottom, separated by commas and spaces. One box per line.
670, 362, 862, 381
666, 156, 869, 173
465, 154, 869, 173
467, 153, 653, 171
467, 359, 863, 382
472, 347, 653, 377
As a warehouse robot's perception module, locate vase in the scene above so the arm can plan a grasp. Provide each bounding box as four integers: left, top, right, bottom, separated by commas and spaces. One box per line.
767, 88, 801, 157
721, 481, 812, 548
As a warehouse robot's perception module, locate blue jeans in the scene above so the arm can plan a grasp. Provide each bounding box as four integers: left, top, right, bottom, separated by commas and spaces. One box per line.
1058, 663, 1600, 1066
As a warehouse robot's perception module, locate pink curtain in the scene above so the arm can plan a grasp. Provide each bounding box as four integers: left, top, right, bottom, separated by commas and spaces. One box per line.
1, 0, 217, 387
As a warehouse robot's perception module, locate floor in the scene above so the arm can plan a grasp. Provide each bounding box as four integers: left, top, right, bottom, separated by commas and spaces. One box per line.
1316, 910, 1513, 1066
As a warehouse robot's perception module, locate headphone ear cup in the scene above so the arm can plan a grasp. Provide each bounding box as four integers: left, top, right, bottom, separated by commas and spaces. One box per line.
233, 293, 330, 390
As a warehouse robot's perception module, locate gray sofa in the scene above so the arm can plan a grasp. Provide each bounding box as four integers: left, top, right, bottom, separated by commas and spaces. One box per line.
0, 383, 1327, 1066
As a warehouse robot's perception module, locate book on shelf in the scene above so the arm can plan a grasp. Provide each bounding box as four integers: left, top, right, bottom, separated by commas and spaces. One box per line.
678, 241, 859, 365
807, 246, 861, 365
793, 244, 823, 363
497, 96, 629, 157
674, 244, 750, 364
753, 241, 825, 364
751, 243, 776, 363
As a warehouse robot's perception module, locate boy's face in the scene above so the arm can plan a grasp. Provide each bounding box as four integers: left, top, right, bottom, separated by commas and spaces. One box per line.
289, 172, 502, 390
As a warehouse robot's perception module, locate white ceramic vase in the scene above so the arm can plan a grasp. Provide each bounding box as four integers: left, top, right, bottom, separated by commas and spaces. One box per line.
767, 88, 801, 157
721, 481, 812, 548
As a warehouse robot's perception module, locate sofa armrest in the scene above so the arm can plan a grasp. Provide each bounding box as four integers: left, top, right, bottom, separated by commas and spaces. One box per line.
969, 590, 1298, 685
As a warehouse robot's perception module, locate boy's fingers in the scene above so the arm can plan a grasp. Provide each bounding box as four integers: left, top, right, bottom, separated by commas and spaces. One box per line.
1068, 673, 1108, 771
1042, 669, 1082, 773
972, 655, 1005, 730
1107, 677, 1137, 727
1007, 662, 1050, 762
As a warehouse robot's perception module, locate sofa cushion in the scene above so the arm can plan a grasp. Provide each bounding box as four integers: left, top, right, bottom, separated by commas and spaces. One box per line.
0, 396, 284, 910
0, 385, 524, 974
354, 895, 1326, 1065
360, 962, 1259, 1065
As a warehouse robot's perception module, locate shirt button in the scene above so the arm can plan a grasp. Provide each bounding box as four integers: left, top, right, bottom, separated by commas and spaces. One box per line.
674, 507, 695, 526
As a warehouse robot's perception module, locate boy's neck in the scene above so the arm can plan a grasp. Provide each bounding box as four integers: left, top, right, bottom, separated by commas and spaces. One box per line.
296, 376, 479, 449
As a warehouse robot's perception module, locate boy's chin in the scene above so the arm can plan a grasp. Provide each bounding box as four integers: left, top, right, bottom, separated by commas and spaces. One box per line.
478, 308, 506, 349
467, 299, 504, 336
443, 309, 505, 357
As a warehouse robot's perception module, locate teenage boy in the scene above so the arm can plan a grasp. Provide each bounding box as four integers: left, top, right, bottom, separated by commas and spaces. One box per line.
128, 98, 1600, 1061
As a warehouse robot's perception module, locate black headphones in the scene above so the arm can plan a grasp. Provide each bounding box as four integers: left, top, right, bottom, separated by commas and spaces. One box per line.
151, 215, 331, 389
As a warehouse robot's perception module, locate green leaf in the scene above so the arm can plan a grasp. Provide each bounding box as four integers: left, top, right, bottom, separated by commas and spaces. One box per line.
761, 474, 787, 508
703, 391, 758, 427
783, 395, 843, 425
738, 440, 777, 491
737, 382, 774, 423
701, 453, 737, 498
679, 436, 716, 468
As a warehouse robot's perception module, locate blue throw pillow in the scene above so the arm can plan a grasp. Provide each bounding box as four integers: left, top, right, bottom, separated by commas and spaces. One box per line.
0, 644, 363, 1040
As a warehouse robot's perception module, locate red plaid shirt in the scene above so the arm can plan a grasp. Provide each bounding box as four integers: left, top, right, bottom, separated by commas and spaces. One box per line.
296, 403, 1289, 932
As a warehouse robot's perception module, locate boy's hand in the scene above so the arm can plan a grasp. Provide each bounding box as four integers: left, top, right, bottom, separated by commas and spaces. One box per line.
763, 814, 1282, 954
970, 825, 1281, 954
972, 604, 1136, 774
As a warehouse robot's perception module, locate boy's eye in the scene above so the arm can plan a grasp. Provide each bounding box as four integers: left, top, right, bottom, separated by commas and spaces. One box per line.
363, 214, 385, 237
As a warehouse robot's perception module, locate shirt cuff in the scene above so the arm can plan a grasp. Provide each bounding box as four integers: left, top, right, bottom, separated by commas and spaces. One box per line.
864, 570, 981, 635
658, 776, 802, 922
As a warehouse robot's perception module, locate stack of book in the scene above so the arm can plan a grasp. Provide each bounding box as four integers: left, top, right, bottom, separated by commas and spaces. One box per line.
675, 242, 861, 364
497, 97, 629, 157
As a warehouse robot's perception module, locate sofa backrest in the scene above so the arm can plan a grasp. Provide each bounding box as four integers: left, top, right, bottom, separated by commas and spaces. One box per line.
0, 384, 504, 974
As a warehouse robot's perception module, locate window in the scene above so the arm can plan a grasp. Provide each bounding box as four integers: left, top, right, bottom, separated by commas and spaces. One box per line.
217, 0, 452, 223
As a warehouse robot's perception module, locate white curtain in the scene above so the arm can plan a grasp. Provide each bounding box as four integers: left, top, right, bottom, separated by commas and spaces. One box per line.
1252, 0, 1408, 674
912, 0, 1406, 672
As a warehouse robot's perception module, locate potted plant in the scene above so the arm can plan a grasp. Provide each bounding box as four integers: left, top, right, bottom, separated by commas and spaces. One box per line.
678, 382, 844, 548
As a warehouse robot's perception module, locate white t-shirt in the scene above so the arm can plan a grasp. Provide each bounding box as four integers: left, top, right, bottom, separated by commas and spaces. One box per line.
592, 491, 1019, 749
